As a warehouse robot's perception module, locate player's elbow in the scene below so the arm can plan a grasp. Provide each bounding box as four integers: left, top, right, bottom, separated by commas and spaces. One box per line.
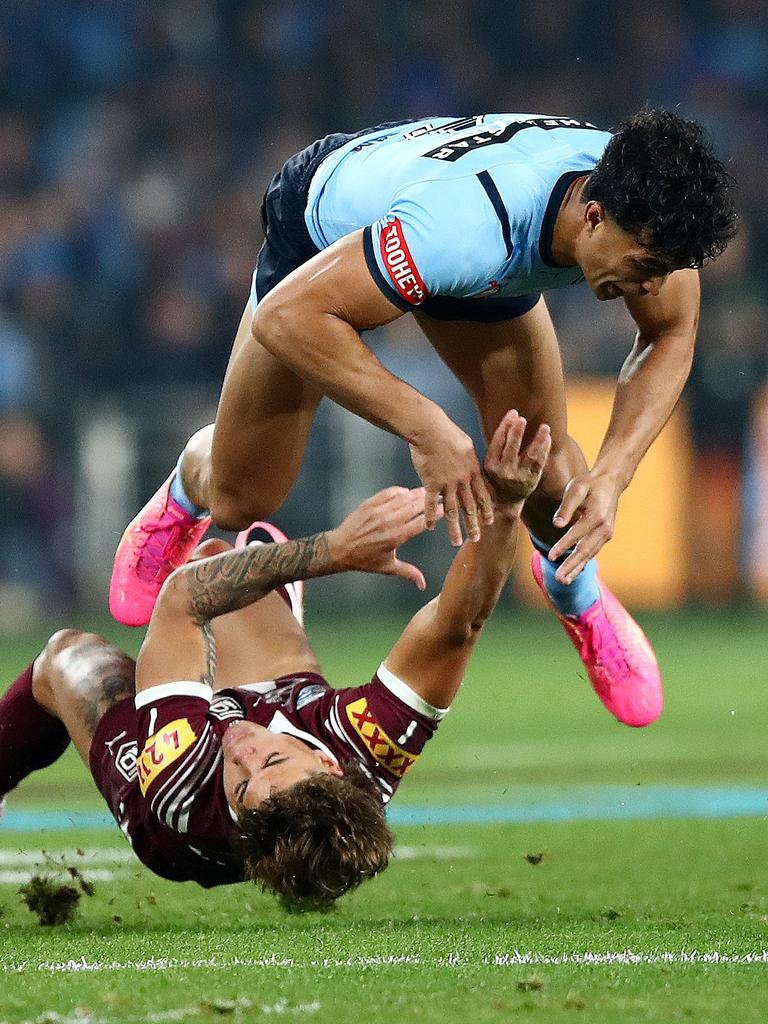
440, 613, 488, 648
154, 568, 195, 621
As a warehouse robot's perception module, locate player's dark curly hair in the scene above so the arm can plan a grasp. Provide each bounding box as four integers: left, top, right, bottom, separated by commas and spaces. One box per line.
584, 108, 737, 270
236, 760, 392, 909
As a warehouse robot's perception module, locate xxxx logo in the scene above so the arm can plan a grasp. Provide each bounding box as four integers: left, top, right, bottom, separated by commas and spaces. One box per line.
346, 698, 418, 778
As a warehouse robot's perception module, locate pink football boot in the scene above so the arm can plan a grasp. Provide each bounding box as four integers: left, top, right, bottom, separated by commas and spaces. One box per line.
109, 472, 212, 627
531, 551, 663, 727
235, 521, 304, 625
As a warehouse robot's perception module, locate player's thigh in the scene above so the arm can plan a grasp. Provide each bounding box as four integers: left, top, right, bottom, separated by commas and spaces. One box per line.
212, 594, 321, 686
32, 630, 135, 766
184, 540, 321, 684
210, 302, 323, 519
414, 297, 568, 446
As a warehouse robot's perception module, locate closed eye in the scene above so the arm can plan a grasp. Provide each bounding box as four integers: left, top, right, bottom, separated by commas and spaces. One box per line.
236, 779, 248, 805
262, 753, 288, 770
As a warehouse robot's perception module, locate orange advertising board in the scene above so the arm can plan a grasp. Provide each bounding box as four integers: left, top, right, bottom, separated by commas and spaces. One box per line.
516, 379, 692, 609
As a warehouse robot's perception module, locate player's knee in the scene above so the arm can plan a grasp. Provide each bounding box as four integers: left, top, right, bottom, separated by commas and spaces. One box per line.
208, 485, 281, 532
41, 629, 95, 667
34, 630, 98, 706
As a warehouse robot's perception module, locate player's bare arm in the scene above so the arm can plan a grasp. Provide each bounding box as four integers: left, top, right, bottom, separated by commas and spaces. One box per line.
136, 487, 434, 693
548, 269, 700, 582
250, 231, 493, 545
385, 411, 551, 710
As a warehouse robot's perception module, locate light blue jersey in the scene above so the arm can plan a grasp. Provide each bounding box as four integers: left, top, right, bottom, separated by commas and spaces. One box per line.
304, 114, 612, 310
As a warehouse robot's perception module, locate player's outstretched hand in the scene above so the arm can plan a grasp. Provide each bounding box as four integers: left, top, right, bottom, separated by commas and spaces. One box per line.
546, 469, 621, 583
408, 413, 494, 547
483, 410, 551, 511
328, 486, 439, 591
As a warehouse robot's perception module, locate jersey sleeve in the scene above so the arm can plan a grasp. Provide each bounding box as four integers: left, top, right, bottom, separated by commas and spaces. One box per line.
362, 177, 510, 309
323, 664, 449, 803
134, 681, 223, 835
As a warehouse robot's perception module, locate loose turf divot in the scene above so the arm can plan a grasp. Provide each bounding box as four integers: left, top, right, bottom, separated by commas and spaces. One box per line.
18, 861, 95, 925
19, 875, 81, 926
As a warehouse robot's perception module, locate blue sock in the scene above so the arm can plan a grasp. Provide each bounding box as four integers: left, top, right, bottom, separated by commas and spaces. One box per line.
169, 454, 208, 518
531, 534, 600, 618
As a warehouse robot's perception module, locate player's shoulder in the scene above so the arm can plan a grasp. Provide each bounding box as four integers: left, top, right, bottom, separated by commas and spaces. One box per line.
323, 665, 447, 802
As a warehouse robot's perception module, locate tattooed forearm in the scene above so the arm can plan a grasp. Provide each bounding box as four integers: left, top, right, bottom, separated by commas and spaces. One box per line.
199, 620, 217, 687
184, 532, 334, 623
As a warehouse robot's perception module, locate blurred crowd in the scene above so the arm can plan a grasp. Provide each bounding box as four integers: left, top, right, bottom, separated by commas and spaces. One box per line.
0, 0, 766, 613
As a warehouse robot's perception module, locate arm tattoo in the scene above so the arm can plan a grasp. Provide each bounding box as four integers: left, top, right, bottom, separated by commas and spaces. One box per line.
200, 620, 217, 688
185, 532, 333, 624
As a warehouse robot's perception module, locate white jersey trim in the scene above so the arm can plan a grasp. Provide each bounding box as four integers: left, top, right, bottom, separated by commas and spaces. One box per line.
267, 710, 339, 765
135, 681, 213, 710
377, 663, 450, 721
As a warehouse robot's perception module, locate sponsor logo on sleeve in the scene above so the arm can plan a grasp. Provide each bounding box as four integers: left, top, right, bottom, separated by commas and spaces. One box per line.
137, 718, 197, 795
379, 218, 429, 305
296, 684, 327, 710
345, 698, 419, 778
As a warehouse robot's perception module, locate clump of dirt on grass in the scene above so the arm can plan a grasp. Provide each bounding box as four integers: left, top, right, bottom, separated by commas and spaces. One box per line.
19, 876, 81, 926
19, 866, 95, 926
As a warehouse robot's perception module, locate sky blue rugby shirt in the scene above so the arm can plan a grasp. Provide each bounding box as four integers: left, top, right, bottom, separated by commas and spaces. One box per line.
304, 114, 612, 310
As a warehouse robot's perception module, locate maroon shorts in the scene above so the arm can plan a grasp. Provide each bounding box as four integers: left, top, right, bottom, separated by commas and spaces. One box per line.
88, 696, 142, 827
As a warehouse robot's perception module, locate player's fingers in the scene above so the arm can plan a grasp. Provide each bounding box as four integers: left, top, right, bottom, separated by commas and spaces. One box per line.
397, 510, 433, 544
442, 486, 463, 547
552, 479, 589, 530
548, 515, 592, 563
458, 481, 480, 542
554, 537, 601, 585
424, 487, 440, 531
522, 424, 552, 471
500, 413, 527, 463
471, 472, 495, 526
372, 486, 410, 503
391, 558, 426, 591
485, 410, 517, 467
385, 486, 425, 522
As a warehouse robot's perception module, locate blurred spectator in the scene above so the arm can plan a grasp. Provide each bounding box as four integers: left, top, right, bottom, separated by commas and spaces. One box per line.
0, 413, 74, 627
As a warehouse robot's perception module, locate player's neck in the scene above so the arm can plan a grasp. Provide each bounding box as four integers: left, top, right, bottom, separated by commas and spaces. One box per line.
550, 175, 589, 267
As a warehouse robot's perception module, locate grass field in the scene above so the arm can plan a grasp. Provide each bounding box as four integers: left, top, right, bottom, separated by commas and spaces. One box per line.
1, 607, 767, 1022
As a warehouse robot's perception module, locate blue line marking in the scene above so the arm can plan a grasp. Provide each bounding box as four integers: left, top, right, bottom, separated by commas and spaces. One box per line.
3, 787, 768, 832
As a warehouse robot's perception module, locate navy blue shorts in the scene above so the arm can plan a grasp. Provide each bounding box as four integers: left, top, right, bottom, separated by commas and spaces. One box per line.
252, 128, 540, 324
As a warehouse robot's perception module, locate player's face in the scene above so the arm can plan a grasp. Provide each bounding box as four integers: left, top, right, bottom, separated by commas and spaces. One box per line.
221, 720, 343, 812
576, 202, 671, 301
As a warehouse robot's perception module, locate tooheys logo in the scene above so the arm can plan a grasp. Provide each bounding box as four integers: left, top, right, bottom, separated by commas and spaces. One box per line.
379, 219, 428, 304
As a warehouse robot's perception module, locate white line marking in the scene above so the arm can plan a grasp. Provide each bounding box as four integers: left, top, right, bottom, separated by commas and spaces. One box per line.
0, 869, 123, 884
0, 849, 133, 865
5, 951, 768, 973
393, 845, 474, 860
0, 845, 471, 870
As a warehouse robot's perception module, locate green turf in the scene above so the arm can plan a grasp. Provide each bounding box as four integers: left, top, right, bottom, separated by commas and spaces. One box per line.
1, 609, 767, 1022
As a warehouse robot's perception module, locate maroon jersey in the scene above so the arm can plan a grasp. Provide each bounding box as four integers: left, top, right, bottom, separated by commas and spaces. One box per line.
89, 666, 446, 887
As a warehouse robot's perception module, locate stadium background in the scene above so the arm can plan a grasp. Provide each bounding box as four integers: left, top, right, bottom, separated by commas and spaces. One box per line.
2, 5, 768, 1020
1, 0, 767, 624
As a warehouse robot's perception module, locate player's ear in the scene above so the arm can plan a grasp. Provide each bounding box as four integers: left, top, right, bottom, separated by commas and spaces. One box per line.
584, 200, 605, 234
316, 752, 344, 777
